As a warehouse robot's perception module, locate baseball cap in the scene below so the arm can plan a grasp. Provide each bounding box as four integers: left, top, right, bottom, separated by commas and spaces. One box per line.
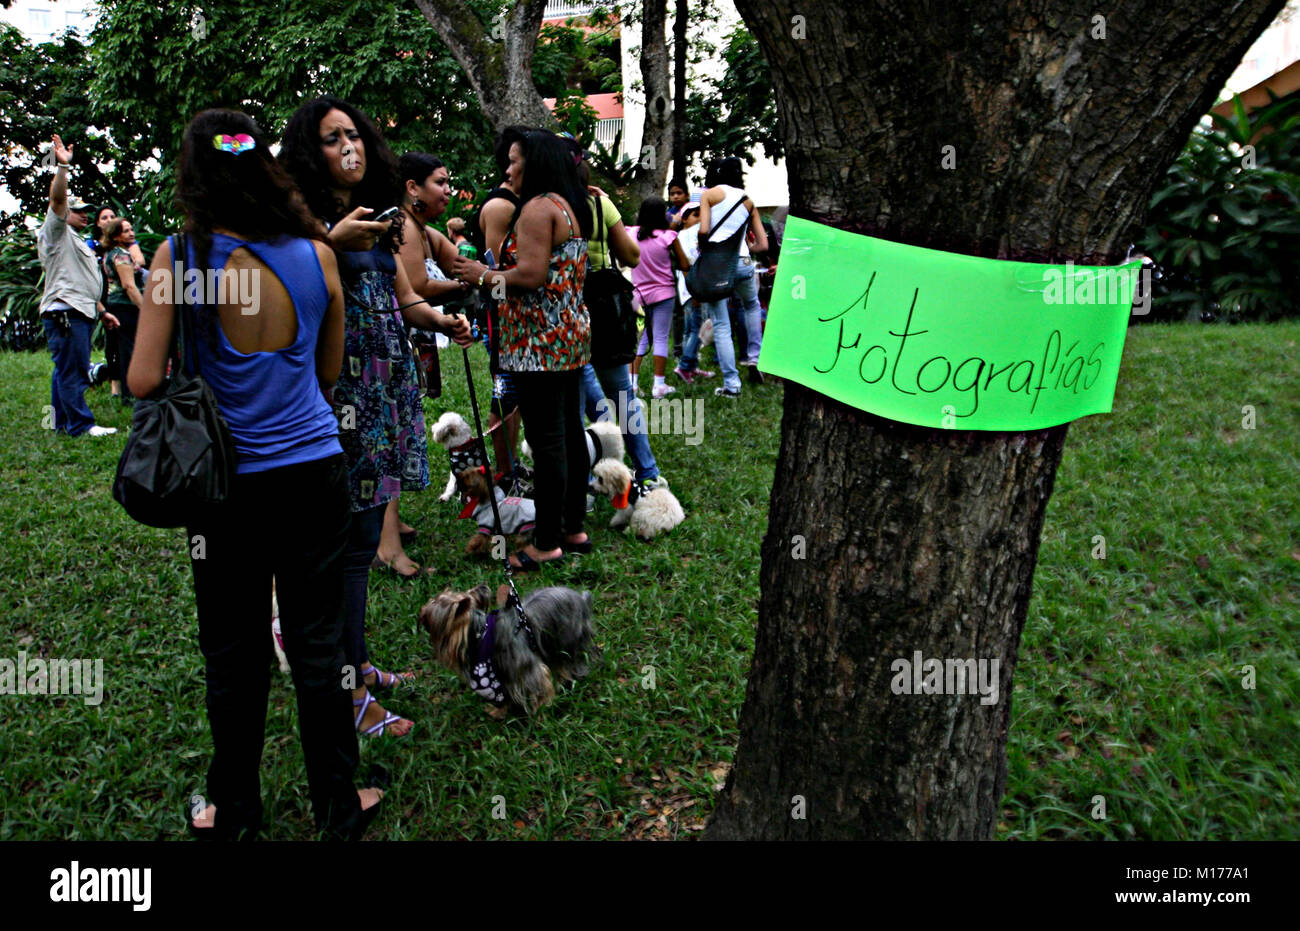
66, 196, 90, 212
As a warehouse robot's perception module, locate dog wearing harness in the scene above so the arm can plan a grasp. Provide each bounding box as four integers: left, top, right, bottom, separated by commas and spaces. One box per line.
418, 583, 599, 718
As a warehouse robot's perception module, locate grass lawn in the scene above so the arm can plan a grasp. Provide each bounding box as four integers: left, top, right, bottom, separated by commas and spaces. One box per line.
0, 321, 1295, 840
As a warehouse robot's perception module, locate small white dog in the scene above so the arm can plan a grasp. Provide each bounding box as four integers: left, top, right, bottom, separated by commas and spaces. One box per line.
521, 420, 625, 472
431, 411, 485, 501
590, 459, 685, 540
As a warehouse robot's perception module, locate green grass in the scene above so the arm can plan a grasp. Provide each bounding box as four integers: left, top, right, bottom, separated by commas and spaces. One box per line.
0, 323, 1295, 840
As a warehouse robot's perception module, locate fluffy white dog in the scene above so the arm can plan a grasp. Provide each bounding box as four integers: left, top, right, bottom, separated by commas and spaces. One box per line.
590, 459, 685, 540
431, 411, 482, 501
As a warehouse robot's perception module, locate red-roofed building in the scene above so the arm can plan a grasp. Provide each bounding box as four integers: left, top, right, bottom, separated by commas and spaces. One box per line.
543, 92, 625, 156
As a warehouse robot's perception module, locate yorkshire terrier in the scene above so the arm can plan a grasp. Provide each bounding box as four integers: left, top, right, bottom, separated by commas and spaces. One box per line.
455, 465, 536, 557
419, 584, 599, 718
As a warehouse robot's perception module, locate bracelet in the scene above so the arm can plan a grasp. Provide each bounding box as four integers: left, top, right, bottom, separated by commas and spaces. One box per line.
476, 269, 487, 288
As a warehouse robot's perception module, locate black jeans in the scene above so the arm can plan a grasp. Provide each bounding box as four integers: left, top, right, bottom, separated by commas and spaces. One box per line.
342, 503, 385, 673
188, 453, 362, 839
107, 302, 139, 400
512, 370, 587, 551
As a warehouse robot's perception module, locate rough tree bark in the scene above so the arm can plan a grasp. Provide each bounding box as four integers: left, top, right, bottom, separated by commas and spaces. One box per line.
671, 0, 688, 182
706, 0, 1286, 840
630, 0, 674, 203
412, 0, 555, 133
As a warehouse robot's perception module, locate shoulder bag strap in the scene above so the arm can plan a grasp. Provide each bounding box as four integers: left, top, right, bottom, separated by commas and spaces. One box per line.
172, 233, 197, 378
704, 192, 748, 244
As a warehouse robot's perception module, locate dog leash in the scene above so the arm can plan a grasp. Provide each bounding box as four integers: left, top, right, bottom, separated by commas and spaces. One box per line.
350, 281, 538, 651
449, 308, 539, 653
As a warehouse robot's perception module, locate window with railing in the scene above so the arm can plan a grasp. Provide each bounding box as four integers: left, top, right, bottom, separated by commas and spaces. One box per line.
594, 118, 624, 157
543, 2, 596, 19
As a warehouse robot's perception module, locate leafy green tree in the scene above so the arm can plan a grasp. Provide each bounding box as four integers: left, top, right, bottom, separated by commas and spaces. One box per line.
1141, 94, 1300, 322
87, 0, 500, 229
0, 24, 148, 232
678, 24, 782, 179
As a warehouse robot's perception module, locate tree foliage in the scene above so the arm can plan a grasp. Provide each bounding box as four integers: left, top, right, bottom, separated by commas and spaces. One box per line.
678, 24, 781, 180
86, 0, 500, 232
1141, 93, 1300, 322
533, 10, 623, 98
0, 24, 149, 233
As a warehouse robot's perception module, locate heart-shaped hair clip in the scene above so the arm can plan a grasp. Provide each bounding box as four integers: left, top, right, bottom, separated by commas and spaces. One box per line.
213, 134, 256, 155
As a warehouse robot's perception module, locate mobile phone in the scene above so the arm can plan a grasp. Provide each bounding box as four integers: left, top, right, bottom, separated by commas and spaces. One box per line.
372, 206, 400, 222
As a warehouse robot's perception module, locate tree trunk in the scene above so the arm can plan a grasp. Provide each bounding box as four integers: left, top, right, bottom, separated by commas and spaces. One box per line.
707, 0, 1285, 840
412, 0, 555, 133
671, 0, 688, 181
631, 0, 674, 203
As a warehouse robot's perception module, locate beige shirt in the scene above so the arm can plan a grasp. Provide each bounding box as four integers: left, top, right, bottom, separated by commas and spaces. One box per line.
38, 207, 101, 319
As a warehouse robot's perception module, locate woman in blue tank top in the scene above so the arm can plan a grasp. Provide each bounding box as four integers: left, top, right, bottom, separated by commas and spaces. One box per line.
281, 97, 474, 741
129, 109, 385, 839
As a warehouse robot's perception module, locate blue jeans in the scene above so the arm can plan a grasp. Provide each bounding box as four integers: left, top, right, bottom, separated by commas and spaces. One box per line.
684, 256, 761, 393
43, 313, 96, 436
580, 363, 660, 481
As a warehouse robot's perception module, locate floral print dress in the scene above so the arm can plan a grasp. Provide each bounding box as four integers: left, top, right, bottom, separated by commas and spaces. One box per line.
332, 245, 429, 511
497, 193, 591, 373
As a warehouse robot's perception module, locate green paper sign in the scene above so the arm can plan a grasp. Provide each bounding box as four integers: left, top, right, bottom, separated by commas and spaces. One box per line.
758, 216, 1138, 430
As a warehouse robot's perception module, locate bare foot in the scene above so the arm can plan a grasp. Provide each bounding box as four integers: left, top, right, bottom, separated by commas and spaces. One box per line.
191, 804, 216, 831
359, 788, 383, 811
375, 551, 423, 579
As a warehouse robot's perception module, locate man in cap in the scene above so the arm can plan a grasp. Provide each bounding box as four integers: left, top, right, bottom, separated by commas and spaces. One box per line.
38, 133, 118, 437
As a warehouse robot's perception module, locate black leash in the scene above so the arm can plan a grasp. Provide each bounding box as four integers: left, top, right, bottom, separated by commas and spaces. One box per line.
450, 310, 539, 653
347, 269, 540, 650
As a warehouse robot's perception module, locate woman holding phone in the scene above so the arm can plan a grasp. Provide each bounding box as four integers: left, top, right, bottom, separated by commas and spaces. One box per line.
281, 96, 472, 738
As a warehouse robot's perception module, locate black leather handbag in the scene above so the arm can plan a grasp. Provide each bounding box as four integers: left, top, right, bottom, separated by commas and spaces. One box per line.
584, 196, 638, 368
112, 233, 238, 528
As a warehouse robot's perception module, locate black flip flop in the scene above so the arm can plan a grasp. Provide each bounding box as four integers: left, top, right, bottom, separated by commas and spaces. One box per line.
563, 539, 593, 555
510, 551, 564, 571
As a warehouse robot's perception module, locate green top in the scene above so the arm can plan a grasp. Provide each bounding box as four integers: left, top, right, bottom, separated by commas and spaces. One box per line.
585, 194, 624, 271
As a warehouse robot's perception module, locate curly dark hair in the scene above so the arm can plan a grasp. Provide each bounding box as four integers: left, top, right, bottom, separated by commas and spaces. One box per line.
278, 96, 404, 250
174, 108, 325, 343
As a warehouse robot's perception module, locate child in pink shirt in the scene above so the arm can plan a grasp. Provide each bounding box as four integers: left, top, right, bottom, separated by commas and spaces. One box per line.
628, 196, 679, 398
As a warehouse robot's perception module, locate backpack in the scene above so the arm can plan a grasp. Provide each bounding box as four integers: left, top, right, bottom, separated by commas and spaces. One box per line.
685, 192, 749, 302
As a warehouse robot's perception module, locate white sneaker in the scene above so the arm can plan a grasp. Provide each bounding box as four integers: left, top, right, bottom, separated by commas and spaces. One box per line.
651, 383, 676, 399
86, 425, 118, 437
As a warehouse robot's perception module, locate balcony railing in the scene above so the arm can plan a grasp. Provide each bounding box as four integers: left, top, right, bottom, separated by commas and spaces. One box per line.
543, 2, 596, 19
594, 118, 624, 158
